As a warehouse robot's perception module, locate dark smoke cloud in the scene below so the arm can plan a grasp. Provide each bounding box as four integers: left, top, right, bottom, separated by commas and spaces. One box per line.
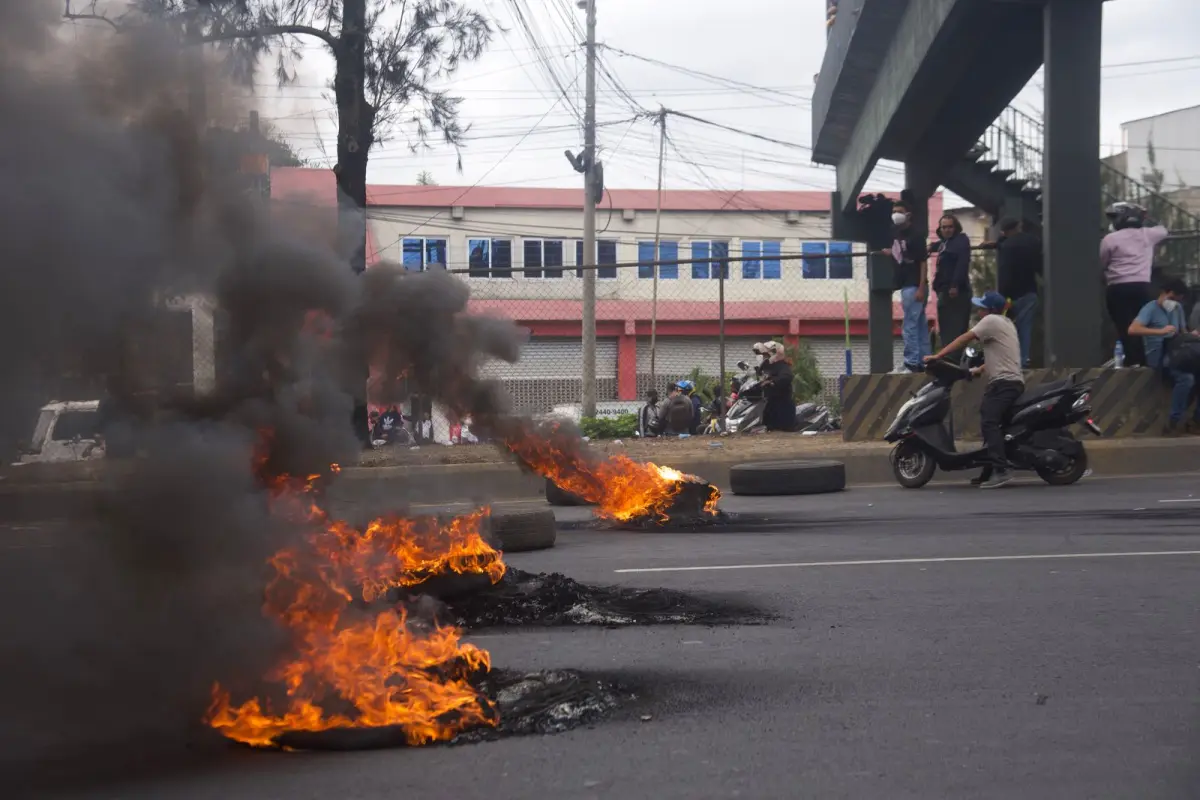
0, 1, 523, 792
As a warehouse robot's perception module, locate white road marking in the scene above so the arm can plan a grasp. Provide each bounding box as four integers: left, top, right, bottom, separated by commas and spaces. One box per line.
1158, 498, 1200, 504
614, 550, 1200, 574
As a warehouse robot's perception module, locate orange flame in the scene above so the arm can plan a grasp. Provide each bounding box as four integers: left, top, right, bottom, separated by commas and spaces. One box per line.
505, 430, 720, 522
209, 433, 504, 748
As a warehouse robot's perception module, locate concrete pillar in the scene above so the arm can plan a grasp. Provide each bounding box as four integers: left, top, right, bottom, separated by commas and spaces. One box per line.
1042, 0, 1104, 367
617, 321, 637, 400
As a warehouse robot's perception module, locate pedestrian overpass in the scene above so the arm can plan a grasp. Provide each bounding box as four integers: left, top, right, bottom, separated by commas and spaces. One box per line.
812, 0, 1199, 372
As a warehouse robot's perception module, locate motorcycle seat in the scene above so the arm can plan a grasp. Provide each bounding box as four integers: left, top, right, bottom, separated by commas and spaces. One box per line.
1013, 377, 1074, 408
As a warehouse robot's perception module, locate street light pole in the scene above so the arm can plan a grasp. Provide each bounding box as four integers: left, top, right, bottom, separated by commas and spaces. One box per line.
580, 0, 598, 417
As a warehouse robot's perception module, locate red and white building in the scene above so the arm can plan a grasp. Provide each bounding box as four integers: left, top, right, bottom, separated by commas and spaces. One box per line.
272, 168, 943, 412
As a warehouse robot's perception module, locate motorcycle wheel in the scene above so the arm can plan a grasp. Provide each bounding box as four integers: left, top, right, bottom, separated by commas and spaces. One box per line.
891, 441, 936, 489
1035, 448, 1089, 486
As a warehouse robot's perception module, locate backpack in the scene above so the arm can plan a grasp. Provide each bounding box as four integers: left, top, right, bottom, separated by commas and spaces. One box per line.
664, 395, 693, 433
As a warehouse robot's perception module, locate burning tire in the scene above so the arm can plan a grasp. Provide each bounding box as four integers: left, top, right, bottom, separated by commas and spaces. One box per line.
729, 460, 846, 496
489, 509, 557, 552
544, 478, 593, 507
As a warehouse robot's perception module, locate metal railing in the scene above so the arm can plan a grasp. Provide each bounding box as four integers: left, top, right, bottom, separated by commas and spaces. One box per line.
977, 105, 1200, 281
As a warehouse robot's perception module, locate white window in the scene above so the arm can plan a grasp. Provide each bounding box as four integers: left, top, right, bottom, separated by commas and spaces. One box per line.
523, 239, 565, 278
401, 237, 447, 271
467, 238, 513, 278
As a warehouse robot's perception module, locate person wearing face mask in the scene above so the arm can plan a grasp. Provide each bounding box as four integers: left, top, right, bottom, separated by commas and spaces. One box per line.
878, 200, 930, 372
1128, 277, 1199, 435
930, 214, 973, 364
759, 341, 797, 432
1101, 202, 1169, 368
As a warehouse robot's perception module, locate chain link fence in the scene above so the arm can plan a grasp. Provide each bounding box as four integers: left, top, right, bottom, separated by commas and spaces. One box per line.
440, 241, 905, 419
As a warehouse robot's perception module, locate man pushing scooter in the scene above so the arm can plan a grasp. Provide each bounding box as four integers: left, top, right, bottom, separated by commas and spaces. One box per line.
924, 291, 1024, 488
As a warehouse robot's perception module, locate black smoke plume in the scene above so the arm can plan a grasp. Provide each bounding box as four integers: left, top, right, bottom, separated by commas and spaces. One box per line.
0, 1, 522, 792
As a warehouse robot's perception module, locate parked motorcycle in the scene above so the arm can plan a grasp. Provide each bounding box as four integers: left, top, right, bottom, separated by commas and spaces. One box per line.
795, 402, 840, 433
884, 347, 1101, 488
725, 360, 767, 434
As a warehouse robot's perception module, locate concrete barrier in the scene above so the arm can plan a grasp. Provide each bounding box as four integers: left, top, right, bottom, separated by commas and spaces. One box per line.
840, 367, 1170, 442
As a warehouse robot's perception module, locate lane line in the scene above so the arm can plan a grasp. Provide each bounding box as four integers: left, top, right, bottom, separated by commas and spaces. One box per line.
1158, 498, 1200, 504
614, 550, 1200, 574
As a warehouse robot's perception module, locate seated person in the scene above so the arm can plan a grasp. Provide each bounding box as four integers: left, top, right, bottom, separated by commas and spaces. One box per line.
657, 383, 695, 436
1128, 277, 1198, 435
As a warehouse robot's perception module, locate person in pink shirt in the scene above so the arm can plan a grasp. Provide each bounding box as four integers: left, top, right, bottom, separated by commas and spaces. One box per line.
1101, 202, 1169, 367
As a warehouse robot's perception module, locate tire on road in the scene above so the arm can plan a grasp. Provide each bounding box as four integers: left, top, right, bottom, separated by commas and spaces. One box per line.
489, 508, 557, 552
545, 477, 593, 507
729, 459, 846, 496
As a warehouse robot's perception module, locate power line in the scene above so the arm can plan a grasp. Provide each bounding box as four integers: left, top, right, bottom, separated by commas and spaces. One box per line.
600, 45, 812, 104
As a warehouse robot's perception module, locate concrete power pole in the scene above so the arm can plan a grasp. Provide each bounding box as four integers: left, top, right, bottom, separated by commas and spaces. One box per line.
648, 107, 667, 389
580, 0, 598, 418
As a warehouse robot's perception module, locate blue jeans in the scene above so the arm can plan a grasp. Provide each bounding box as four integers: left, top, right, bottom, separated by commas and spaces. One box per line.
1011, 292, 1038, 367
1167, 368, 1199, 424
900, 286, 930, 368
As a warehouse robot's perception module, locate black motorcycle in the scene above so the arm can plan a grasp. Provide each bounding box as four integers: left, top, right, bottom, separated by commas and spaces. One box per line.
884, 348, 1102, 488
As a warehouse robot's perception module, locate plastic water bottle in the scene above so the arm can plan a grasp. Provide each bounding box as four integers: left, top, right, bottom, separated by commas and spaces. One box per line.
1114, 340, 1125, 369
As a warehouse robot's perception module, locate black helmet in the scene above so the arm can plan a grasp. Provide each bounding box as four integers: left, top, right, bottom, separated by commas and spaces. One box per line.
1106, 201, 1145, 231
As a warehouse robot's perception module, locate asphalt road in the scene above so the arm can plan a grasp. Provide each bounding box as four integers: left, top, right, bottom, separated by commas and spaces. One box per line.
15, 472, 1200, 799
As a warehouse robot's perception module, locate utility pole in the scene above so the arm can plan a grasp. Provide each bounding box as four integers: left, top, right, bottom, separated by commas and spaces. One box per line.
580, 0, 599, 417
648, 107, 667, 389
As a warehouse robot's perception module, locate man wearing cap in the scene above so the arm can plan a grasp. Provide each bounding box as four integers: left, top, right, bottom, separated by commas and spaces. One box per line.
924, 290, 1024, 488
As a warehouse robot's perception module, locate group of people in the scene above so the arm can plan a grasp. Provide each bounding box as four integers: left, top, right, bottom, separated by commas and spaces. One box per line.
637, 341, 798, 437
888, 201, 1043, 374
1102, 202, 1200, 434
895, 196, 1198, 487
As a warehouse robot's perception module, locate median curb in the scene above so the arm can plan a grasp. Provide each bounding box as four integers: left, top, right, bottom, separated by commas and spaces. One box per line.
3, 437, 1198, 522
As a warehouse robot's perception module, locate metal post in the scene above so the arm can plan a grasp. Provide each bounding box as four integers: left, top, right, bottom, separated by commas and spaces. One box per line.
649, 108, 666, 388
718, 249, 727, 413
580, 0, 598, 417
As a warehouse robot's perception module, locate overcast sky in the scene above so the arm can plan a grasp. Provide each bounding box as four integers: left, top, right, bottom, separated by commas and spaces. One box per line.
258, 0, 1200, 198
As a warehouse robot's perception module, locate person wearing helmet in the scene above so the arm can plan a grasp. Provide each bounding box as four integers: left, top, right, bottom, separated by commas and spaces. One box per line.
760, 341, 797, 431
1102, 201, 1169, 367
674, 379, 703, 434
657, 382, 694, 436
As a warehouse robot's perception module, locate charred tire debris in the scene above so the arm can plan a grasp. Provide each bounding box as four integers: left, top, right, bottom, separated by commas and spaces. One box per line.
544, 477, 593, 507
488, 509, 557, 552
270, 669, 634, 752
445, 567, 772, 629
729, 459, 846, 496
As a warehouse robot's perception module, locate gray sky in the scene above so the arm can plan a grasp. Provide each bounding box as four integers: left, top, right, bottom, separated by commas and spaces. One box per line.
261, 0, 1200, 197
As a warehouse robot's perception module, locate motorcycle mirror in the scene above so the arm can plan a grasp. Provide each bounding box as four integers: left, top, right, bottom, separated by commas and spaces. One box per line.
736, 360, 749, 370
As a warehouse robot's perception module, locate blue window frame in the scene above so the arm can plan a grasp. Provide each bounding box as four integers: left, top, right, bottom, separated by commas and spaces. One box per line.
467, 238, 512, 278
742, 241, 781, 279
691, 241, 730, 279
575, 239, 618, 279
802, 241, 827, 278
829, 241, 854, 279
523, 239, 564, 278
637, 241, 679, 279
401, 237, 447, 271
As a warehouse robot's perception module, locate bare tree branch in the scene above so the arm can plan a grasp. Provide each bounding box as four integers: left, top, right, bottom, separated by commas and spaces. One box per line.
63, 0, 124, 31
199, 23, 338, 50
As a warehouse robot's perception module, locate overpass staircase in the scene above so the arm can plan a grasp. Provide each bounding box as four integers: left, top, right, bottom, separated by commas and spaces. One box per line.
943, 105, 1200, 281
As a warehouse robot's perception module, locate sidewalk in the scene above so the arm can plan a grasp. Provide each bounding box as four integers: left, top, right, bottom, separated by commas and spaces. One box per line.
3, 434, 1198, 521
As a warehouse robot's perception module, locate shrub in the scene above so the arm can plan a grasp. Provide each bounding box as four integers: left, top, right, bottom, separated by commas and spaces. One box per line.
580, 413, 638, 440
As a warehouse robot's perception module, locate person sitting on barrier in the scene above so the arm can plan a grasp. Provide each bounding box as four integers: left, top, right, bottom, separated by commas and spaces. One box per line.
924, 290, 1024, 489
1128, 277, 1199, 436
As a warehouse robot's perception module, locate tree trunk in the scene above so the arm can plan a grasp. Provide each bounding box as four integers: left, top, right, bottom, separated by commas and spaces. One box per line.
335, 0, 375, 446
334, 0, 374, 275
